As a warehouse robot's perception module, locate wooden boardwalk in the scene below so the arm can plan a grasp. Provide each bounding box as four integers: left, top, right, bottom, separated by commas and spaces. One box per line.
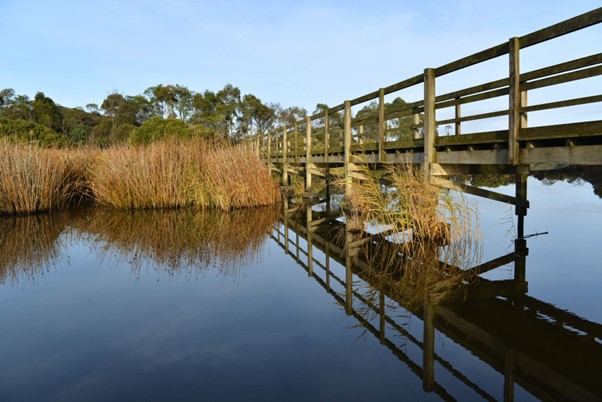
255, 7, 602, 228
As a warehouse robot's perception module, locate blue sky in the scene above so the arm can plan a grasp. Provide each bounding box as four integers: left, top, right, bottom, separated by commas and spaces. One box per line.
1, 0, 600, 115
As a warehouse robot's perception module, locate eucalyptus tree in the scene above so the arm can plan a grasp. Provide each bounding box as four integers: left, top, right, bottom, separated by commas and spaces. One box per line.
238, 94, 276, 139
32, 92, 62, 131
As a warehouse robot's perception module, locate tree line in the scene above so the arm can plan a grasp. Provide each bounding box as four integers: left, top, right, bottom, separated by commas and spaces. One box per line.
0, 84, 308, 147
0, 84, 417, 148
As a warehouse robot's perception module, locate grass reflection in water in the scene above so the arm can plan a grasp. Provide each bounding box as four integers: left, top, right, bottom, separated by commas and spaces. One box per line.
0, 207, 279, 283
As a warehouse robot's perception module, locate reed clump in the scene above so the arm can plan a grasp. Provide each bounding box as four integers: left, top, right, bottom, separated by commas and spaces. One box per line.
0, 140, 279, 215
89, 140, 280, 210
341, 164, 481, 308
0, 142, 87, 215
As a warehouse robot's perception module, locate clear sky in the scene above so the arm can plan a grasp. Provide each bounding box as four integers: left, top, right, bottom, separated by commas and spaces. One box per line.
1, 0, 600, 114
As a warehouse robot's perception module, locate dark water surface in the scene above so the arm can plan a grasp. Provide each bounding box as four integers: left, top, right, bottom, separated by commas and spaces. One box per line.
0, 177, 601, 401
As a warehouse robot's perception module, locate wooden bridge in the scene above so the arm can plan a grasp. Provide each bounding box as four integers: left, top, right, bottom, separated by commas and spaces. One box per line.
254, 7, 602, 233
272, 199, 602, 401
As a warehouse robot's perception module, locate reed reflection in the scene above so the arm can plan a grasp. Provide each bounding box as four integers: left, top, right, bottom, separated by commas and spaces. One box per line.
0, 207, 279, 283
76, 208, 278, 275
0, 212, 71, 284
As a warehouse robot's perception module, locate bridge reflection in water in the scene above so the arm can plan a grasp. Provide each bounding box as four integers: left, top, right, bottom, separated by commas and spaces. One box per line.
272, 198, 602, 402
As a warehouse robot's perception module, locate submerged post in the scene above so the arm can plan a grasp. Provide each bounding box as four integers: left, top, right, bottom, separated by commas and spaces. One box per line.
423, 68, 436, 180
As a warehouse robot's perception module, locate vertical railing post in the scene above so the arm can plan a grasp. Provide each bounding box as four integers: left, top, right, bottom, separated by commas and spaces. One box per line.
412, 108, 421, 140
423, 68, 436, 180
509, 37, 521, 165
324, 109, 329, 163
358, 124, 364, 145
455, 98, 461, 135
378, 88, 386, 163
266, 131, 271, 165
294, 121, 299, 164
282, 126, 288, 185
305, 117, 312, 191
344, 100, 352, 199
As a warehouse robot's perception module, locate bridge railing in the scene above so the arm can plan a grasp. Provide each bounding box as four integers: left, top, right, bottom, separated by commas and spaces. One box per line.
259, 7, 602, 172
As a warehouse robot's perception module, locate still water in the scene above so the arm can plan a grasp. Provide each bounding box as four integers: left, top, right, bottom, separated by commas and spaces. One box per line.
0, 176, 601, 402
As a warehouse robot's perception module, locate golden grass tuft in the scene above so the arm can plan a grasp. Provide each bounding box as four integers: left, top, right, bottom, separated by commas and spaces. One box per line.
0, 142, 88, 215
341, 164, 481, 308
89, 140, 280, 210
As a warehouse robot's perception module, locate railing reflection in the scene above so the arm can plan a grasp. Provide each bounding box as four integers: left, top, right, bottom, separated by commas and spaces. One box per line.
272, 198, 602, 402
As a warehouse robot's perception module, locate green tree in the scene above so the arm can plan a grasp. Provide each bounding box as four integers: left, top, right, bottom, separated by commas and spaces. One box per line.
130, 117, 192, 144
0, 88, 16, 116
0, 117, 67, 147
238, 94, 276, 139
32, 92, 63, 132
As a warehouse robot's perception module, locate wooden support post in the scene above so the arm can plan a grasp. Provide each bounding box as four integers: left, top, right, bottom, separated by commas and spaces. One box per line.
344, 101, 353, 199
282, 127, 288, 185
423, 68, 436, 180
509, 37, 521, 165
412, 109, 421, 140
378, 88, 386, 163
305, 117, 312, 191
455, 98, 461, 135
423, 298, 435, 392
514, 238, 527, 283
515, 168, 528, 238
324, 110, 329, 163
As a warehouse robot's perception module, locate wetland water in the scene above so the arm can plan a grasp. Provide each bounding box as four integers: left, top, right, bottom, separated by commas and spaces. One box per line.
0, 176, 601, 401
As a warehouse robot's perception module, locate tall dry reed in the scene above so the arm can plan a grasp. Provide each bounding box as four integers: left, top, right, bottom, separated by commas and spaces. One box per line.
341, 164, 481, 308
89, 140, 280, 210
0, 142, 87, 215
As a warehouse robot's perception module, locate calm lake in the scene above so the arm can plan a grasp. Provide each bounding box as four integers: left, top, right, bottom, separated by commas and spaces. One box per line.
0, 174, 601, 401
